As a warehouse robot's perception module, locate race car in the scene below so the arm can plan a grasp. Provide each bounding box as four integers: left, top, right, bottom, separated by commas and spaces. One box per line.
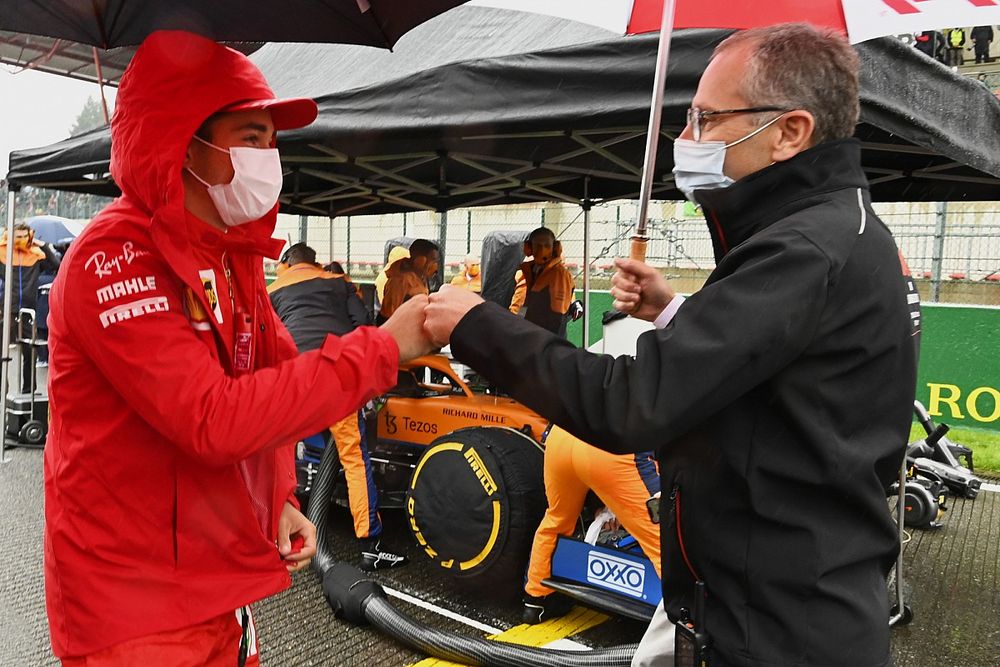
295, 352, 661, 619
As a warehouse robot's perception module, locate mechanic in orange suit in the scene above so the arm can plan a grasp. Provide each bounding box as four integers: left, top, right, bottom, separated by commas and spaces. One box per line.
517, 227, 575, 337
449, 255, 482, 292
378, 238, 439, 324
509, 269, 526, 315
269, 243, 407, 571
522, 425, 661, 624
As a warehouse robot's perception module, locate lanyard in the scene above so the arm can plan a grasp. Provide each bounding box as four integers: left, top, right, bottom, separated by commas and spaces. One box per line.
223, 252, 254, 375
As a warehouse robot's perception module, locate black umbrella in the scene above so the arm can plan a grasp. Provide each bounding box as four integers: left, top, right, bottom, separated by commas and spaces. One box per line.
1, 0, 468, 49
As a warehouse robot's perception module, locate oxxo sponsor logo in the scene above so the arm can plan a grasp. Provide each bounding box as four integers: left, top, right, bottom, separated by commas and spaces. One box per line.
586, 551, 645, 598
95, 275, 157, 305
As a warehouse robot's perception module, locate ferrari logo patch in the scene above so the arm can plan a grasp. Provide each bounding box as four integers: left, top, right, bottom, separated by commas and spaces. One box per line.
183, 288, 211, 332
198, 269, 224, 323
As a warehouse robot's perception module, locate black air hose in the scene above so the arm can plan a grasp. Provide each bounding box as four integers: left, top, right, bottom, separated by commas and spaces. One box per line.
308, 429, 639, 667
305, 430, 340, 574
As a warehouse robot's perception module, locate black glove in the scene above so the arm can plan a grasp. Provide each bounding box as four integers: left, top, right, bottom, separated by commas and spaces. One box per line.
568, 300, 584, 321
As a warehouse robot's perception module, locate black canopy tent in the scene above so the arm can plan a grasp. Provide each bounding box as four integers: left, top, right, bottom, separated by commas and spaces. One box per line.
4, 8, 999, 370
7, 17, 1000, 207
9, 11, 999, 350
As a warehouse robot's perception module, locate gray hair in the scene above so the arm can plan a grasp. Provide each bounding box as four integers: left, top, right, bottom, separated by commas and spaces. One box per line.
714, 24, 860, 145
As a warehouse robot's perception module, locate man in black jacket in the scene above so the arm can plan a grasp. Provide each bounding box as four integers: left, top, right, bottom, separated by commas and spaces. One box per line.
971, 25, 994, 64
425, 24, 917, 667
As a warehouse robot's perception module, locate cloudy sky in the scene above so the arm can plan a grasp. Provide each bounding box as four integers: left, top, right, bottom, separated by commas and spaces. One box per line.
0, 66, 116, 176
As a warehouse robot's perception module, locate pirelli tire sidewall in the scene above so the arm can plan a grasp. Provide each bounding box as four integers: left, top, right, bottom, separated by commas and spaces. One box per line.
406, 426, 545, 586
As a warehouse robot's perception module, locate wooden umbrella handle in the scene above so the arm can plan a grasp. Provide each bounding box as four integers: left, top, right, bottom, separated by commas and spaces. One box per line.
629, 236, 648, 263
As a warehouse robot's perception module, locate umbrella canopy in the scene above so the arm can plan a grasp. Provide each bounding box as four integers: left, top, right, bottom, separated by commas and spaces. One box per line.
473, 0, 847, 36
473, 0, 1000, 43
25, 215, 84, 245
0, 0, 468, 49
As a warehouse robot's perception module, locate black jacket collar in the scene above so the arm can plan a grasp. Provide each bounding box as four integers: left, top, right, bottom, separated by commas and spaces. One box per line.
694, 138, 869, 263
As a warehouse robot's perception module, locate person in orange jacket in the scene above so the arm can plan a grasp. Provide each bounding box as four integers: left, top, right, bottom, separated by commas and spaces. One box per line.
517, 227, 576, 337
44, 31, 432, 666
0, 222, 61, 390
378, 238, 439, 323
509, 268, 527, 315
375, 245, 410, 306
522, 425, 661, 623
450, 254, 482, 292
269, 242, 407, 571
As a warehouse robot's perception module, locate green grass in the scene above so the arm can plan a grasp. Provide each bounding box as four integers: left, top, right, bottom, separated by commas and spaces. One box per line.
909, 423, 1000, 476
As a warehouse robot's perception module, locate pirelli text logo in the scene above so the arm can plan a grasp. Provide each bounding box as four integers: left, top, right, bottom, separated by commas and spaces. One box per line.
99, 296, 169, 328
464, 447, 498, 496
587, 551, 645, 598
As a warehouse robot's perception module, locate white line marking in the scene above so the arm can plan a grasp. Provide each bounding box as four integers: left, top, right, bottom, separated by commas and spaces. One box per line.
382, 586, 503, 635
980, 482, 1000, 493
543, 638, 591, 651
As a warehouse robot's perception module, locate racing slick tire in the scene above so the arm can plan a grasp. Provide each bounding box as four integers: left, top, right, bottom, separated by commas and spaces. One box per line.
406, 426, 545, 590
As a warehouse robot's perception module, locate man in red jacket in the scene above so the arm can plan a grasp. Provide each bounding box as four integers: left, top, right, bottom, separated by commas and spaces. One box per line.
45, 31, 431, 666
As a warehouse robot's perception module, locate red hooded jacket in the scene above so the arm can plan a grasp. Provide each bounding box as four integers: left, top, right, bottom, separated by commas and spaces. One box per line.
43, 31, 399, 657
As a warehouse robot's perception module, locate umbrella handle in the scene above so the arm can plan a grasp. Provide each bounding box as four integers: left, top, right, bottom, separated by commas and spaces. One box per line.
629, 236, 648, 263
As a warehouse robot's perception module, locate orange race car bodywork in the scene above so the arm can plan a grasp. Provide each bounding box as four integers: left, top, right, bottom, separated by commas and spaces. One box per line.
375, 354, 550, 447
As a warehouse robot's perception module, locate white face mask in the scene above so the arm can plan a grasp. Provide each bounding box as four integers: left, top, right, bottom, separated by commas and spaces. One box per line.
672, 113, 786, 202
186, 135, 284, 227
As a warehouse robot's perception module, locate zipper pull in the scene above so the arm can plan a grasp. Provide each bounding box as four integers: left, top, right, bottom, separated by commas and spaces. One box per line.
221, 252, 234, 297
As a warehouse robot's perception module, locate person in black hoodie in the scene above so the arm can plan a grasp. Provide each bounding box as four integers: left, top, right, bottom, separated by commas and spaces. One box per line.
425, 23, 918, 667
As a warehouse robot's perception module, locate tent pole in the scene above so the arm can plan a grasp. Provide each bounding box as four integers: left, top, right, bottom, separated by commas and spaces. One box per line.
437, 152, 448, 287
298, 215, 308, 244
582, 177, 591, 349
328, 216, 334, 265
92, 47, 111, 126
631, 0, 677, 263
438, 210, 448, 288
1, 186, 19, 463
931, 202, 947, 303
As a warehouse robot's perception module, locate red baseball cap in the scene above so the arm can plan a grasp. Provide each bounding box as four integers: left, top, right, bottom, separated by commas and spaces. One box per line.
221, 96, 318, 131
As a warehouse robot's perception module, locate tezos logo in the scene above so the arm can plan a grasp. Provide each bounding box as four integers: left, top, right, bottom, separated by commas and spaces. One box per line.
586, 552, 645, 598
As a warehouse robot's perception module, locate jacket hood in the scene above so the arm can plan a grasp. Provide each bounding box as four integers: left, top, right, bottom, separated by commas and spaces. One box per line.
111, 30, 313, 234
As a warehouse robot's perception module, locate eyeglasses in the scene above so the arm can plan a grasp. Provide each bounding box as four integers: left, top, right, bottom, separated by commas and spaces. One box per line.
686, 106, 789, 142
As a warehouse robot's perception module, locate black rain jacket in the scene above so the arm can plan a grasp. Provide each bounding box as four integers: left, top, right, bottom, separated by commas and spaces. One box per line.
450, 139, 918, 667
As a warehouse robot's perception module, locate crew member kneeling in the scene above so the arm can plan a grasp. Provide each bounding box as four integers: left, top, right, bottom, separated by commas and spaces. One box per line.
523, 425, 661, 624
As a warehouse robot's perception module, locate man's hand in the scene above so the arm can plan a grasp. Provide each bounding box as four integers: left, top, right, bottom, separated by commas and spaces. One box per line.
610, 258, 676, 322
277, 501, 316, 573
425, 285, 485, 347
380, 294, 435, 363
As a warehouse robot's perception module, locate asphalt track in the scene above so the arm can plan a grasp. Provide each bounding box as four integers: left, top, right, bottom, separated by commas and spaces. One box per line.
2, 446, 999, 665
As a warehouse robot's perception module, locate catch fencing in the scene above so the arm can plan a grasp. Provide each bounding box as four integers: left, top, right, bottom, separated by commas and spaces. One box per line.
279, 200, 1000, 306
